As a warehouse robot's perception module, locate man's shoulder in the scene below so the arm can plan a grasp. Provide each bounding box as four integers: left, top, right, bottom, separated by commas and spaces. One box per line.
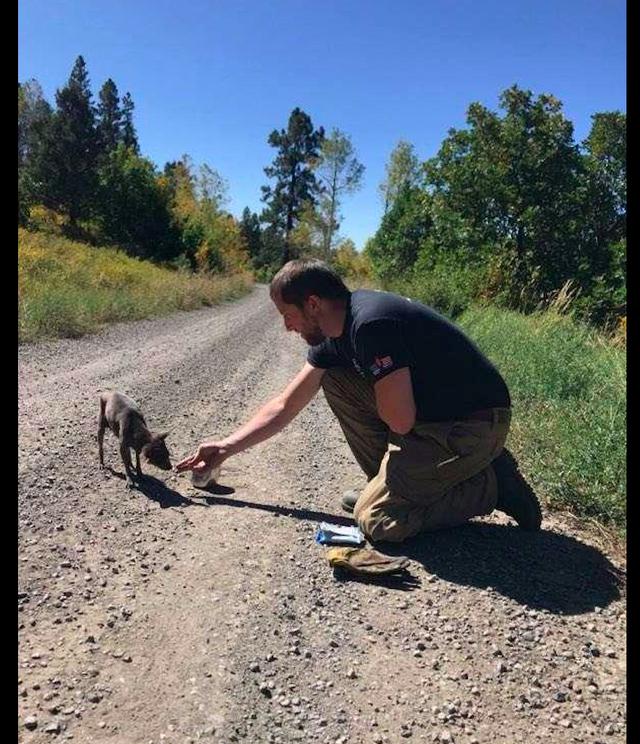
351, 289, 428, 326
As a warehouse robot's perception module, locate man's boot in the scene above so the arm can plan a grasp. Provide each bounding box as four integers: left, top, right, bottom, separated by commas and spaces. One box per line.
493, 448, 542, 531
341, 489, 359, 513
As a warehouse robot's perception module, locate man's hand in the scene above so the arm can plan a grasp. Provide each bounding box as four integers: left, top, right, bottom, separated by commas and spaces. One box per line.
175, 441, 230, 474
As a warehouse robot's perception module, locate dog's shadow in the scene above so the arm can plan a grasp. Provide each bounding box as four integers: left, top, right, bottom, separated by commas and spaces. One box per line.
134, 475, 198, 508
103, 465, 237, 508
139, 476, 239, 508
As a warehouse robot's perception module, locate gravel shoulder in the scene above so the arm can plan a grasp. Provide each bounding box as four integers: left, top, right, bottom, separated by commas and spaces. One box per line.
18, 286, 626, 744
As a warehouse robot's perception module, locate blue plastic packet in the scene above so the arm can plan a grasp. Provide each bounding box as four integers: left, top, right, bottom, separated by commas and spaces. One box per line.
315, 521, 365, 546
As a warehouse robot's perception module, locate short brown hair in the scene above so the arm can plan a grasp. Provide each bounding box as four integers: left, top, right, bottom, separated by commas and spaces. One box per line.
270, 259, 350, 308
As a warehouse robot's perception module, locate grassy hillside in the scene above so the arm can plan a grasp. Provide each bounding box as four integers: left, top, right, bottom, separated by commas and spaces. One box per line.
18, 228, 253, 343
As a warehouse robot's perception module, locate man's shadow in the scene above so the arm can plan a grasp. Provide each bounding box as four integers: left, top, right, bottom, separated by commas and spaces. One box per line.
382, 521, 625, 615
193, 492, 355, 526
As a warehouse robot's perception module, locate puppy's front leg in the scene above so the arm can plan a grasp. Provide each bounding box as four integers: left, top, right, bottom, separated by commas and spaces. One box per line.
98, 425, 106, 470
135, 450, 143, 479
119, 440, 136, 489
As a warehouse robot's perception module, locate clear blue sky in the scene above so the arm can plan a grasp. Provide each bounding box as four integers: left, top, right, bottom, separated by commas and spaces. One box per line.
18, 0, 626, 249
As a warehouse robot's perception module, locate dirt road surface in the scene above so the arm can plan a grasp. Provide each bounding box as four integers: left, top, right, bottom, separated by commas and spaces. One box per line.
18, 286, 626, 744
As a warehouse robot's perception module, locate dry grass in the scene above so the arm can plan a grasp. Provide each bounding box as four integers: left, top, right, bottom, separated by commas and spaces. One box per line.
18, 228, 253, 343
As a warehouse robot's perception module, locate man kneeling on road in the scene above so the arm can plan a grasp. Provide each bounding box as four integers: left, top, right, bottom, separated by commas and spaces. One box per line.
176, 259, 542, 542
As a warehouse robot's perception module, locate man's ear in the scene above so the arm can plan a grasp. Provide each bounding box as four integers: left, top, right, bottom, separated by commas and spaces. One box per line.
306, 295, 322, 313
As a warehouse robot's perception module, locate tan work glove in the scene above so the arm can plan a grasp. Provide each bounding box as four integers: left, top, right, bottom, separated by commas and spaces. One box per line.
326, 547, 411, 576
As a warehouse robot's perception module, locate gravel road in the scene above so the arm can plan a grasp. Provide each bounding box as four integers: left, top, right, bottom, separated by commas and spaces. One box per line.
18, 286, 626, 744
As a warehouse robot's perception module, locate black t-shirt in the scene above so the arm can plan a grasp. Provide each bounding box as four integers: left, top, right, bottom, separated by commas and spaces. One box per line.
307, 289, 510, 422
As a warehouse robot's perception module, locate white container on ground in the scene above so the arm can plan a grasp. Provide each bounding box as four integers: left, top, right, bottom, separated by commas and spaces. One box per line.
191, 464, 221, 488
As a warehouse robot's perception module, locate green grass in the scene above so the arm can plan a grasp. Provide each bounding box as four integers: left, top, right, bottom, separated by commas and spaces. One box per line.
18, 228, 254, 343
458, 305, 626, 533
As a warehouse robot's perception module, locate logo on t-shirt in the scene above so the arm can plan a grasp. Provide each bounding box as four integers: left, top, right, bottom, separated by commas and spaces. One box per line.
370, 355, 394, 376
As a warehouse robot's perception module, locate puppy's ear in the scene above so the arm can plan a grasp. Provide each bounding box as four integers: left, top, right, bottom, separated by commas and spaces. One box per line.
158, 431, 169, 441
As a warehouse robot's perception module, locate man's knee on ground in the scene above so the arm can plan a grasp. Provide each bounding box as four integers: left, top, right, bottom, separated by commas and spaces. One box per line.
355, 504, 419, 544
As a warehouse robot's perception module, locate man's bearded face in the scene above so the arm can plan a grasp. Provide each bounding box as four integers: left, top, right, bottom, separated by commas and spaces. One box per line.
274, 296, 326, 346
299, 315, 326, 346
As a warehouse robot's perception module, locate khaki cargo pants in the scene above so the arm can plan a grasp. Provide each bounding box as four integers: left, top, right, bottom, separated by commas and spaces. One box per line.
322, 368, 511, 543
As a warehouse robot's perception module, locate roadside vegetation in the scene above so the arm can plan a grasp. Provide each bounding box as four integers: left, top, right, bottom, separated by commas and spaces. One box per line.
18, 228, 252, 343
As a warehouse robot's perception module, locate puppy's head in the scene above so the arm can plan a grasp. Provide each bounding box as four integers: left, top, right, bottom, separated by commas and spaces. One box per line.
142, 432, 172, 471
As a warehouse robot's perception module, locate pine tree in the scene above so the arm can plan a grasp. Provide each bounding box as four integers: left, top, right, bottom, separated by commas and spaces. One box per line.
121, 92, 139, 153
28, 55, 99, 227
239, 207, 263, 265
260, 108, 324, 263
96, 78, 122, 156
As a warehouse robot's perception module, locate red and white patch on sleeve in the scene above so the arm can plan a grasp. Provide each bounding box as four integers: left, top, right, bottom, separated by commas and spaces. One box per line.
369, 355, 394, 376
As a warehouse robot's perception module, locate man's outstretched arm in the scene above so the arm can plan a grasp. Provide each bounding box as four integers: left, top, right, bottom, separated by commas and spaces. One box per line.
175, 362, 326, 474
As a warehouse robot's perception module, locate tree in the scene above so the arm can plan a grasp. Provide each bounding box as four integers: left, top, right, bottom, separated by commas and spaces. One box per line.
97, 145, 179, 260
196, 164, 228, 212
27, 55, 100, 228
121, 92, 139, 153
315, 128, 365, 258
366, 187, 432, 280
332, 238, 371, 281
289, 201, 325, 259
423, 86, 584, 307
261, 107, 325, 262
18, 80, 52, 168
258, 227, 287, 277
580, 112, 626, 259
379, 140, 421, 215
18, 80, 53, 224
96, 78, 122, 156
574, 112, 627, 323
162, 157, 204, 265
239, 207, 264, 266
583, 112, 626, 215
194, 212, 251, 275
161, 156, 250, 274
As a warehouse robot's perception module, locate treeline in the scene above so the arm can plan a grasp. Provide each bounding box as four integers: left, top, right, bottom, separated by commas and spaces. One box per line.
365, 87, 626, 327
18, 57, 368, 282
18, 59, 626, 327
18, 56, 250, 274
